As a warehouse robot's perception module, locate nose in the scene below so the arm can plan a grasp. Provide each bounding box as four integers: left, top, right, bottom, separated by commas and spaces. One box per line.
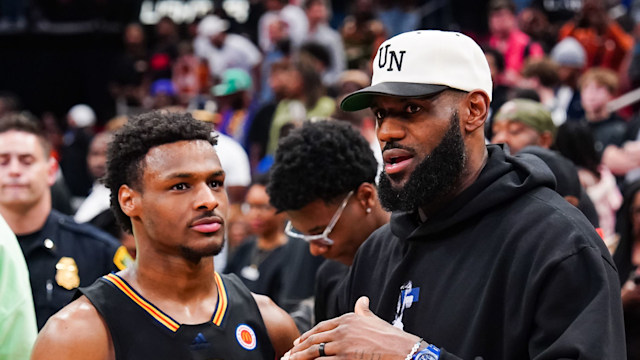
377, 118, 405, 144
6, 157, 23, 177
491, 131, 508, 145
309, 242, 328, 257
194, 183, 220, 211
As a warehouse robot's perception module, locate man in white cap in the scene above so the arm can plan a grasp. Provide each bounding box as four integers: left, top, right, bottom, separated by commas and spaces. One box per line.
193, 15, 262, 82
284, 30, 624, 360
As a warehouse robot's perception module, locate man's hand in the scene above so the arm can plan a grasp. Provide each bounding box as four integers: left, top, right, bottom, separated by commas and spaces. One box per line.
282, 296, 421, 359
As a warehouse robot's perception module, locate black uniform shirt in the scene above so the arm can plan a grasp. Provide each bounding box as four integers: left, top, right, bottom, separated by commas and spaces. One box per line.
17, 209, 128, 329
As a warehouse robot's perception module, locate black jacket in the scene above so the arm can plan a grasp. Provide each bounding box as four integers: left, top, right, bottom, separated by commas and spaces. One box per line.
18, 210, 126, 329
341, 145, 625, 359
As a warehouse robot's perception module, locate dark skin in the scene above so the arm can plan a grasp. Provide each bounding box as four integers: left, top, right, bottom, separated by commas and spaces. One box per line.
32, 140, 299, 360
283, 89, 490, 359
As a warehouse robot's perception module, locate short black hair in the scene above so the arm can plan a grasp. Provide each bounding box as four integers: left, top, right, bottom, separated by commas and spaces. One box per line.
267, 120, 378, 211
0, 112, 51, 156
104, 111, 217, 234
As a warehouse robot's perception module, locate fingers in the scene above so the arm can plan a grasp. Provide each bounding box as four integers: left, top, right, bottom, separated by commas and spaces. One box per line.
354, 296, 371, 316
297, 315, 344, 343
288, 341, 339, 360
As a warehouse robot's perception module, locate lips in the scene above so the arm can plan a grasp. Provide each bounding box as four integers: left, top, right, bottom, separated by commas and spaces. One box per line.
190, 216, 223, 234
383, 148, 415, 175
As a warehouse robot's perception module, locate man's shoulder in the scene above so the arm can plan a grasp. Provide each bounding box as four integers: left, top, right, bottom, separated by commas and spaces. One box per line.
31, 295, 112, 360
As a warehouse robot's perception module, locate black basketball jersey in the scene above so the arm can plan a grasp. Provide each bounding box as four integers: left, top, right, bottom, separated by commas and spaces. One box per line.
80, 272, 275, 360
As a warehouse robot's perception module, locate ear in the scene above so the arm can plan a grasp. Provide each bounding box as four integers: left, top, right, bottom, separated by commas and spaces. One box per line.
118, 184, 141, 217
355, 182, 377, 213
538, 131, 554, 149
46, 157, 58, 187
462, 90, 490, 134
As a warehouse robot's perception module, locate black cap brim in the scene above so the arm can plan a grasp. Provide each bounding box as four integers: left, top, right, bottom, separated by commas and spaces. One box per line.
340, 82, 449, 111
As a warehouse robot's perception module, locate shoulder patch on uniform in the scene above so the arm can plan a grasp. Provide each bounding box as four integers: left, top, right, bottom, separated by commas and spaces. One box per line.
113, 246, 133, 270
236, 324, 257, 350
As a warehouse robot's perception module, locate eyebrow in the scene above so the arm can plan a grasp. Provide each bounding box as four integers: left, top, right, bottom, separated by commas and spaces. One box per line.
163, 170, 225, 180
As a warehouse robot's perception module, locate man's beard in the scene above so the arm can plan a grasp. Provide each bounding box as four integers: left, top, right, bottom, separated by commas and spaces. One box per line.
378, 112, 466, 212
180, 238, 225, 264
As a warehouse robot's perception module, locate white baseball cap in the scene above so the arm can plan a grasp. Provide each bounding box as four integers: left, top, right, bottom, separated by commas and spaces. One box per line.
68, 104, 96, 128
340, 30, 493, 111
198, 15, 229, 37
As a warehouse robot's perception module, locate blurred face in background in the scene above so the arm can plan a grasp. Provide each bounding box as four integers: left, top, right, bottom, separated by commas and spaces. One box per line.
581, 80, 612, 117
244, 184, 286, 237
489, 8, 516, 38
87, 132, 113, 180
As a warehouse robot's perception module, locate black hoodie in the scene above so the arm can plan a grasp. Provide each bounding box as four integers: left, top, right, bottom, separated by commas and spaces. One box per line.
341, 145, 625, 359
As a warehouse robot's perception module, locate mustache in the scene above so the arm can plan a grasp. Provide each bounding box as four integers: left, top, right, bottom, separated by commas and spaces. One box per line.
189, 211, 224, 225
382, 142, 416, 154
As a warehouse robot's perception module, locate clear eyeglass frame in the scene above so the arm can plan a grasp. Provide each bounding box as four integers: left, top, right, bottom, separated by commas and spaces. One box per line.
284, 190, 354, 246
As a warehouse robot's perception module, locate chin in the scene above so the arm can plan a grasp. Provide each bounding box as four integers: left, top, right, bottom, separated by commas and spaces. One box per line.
180, 239, 225, 263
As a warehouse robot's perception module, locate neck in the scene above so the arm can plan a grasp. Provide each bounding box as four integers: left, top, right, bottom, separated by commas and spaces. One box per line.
129, 240, 217, 302
586, 108, 610, 122
0, 197, 51, 235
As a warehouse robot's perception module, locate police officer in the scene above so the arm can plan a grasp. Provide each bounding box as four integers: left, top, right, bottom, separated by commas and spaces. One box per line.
0, 113, 130, 329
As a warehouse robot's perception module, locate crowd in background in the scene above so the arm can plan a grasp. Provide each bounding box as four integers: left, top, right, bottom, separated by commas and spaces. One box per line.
7, 0, 640, 357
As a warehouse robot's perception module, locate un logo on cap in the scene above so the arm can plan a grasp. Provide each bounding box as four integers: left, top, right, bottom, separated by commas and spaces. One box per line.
378, 44, 406, 72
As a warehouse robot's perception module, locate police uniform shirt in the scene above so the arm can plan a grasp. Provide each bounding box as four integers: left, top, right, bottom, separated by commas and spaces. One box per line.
80, 272, 275, 360
17, 209, 129, 330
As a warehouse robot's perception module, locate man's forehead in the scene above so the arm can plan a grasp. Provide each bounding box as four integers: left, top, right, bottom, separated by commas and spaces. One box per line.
142, 140, 221, 175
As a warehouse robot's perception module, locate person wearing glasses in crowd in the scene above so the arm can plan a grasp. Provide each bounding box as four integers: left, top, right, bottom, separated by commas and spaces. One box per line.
267, 119, 389, 326
224, 174, 323, 316
284, 30, 624, 360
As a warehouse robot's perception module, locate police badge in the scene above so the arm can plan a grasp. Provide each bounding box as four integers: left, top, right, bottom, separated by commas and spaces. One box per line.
55, 257, 80, 290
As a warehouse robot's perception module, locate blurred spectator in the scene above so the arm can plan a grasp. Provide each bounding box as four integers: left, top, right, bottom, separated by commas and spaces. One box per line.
172, 41, 210, 107
340, 0, 387, 71
520, 57, 563, 123
149, 16, 180, 81
0, 113, 129, 330
74, 131, 113, 225
247, 60, 292, 173
555, 121, 623, 247
488, 0, 545, 86
518, 6, 556, 52
266, 60, 336, 156
148, 79, 178, 109
303, 0, 346, 87
484, 46, 511, 139
225, 176, 322, 312
258, 0, 308, 52
212, 68, 259, 148
558, 0, 633, 72
491, 98, 556, 154
519, 146, 600, 228
549, 36, 587, 124
59, 104, 96, 203
194, 15, 262, 84
579, 67, 627, 155
614, 179, 640, 359
376, 0, 420, 37
110, 23, 149, 115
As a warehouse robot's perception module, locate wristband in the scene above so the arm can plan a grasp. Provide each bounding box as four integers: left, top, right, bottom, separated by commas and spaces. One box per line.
404, 338, 423, 360
413, 344, 441, 360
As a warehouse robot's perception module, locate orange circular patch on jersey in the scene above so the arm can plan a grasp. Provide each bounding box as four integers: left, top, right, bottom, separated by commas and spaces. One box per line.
235, 324, 257, 350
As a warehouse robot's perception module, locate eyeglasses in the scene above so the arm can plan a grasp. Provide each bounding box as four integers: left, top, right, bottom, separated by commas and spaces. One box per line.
284, 190, 353, 246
